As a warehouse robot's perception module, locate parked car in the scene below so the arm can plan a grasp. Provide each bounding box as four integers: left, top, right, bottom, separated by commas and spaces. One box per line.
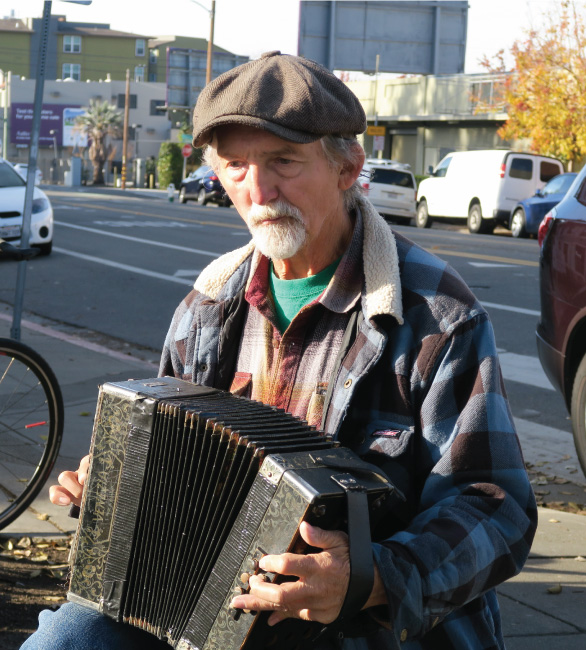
360, 159, 416, 224
178, 166, 231, 206
536, 167, 586, 473
13, 163, 43, 186
416, 150, 563, 233
0, 159, 53, 255
510, 172, 577, 238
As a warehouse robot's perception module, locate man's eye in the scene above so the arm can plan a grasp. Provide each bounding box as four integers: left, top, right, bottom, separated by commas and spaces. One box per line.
277, 158, 294, 165
227, 161, 243, 169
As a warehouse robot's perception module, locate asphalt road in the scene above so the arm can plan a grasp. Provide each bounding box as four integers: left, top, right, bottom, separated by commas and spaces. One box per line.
0, 186, 578, 479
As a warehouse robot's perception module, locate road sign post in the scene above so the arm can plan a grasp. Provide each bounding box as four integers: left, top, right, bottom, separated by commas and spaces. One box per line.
181, 143, 192, 181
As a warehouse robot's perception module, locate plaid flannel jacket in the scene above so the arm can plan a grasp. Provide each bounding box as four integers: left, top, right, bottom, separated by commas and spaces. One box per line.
159, 196, 537, 649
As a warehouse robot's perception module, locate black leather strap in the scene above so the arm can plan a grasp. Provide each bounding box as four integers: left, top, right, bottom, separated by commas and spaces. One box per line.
330, 473, 375, 620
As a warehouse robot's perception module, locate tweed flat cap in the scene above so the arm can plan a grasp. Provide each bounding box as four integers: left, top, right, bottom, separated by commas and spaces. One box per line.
192, 51, 366, 147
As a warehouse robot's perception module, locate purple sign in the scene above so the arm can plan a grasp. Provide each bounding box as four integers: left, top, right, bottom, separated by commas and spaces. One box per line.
11, 103, 83, 147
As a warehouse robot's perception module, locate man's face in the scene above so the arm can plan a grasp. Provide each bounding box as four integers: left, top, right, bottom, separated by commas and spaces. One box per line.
212, 125, 351, 264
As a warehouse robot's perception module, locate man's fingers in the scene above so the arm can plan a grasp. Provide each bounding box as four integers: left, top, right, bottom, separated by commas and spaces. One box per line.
57, 470, 84, 503
49, 485, 73, 506
299, 521, 348, 551
78, 455, 90, 485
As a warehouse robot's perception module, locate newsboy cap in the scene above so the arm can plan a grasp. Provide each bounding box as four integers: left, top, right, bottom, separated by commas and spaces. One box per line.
192, 51, 366, 147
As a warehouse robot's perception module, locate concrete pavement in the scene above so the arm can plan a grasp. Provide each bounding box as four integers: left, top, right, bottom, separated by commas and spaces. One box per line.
1, 305, 585, 646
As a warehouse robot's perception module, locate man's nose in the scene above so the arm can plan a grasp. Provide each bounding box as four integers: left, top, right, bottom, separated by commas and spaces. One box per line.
247, 165, 278, 205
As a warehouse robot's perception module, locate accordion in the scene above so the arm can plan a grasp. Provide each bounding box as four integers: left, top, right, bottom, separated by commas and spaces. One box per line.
68, 377, 396, 649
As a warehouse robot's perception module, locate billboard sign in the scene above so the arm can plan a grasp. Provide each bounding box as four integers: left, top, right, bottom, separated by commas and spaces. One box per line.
298, 0, 468, 75
11, 103, 88, 147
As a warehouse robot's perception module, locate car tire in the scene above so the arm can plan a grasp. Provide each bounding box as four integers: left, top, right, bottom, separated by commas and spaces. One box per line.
467, 203, 495, 234
197, 188, 207, 205
35, 241, 52, 256
415, 200, 432, 228
179, 187, 187, 204
510, 208, 528, 238
571, 353, 586, 476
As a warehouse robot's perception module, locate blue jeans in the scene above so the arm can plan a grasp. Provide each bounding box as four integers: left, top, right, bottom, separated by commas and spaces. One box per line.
21, 602, 170, 650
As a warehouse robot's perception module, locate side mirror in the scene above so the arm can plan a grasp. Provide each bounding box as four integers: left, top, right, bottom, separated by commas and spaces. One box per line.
427, 165, 434, 175
535, 188, 543, 197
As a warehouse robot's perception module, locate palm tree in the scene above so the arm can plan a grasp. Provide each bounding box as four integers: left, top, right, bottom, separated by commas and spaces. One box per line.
75, 100, 123, 185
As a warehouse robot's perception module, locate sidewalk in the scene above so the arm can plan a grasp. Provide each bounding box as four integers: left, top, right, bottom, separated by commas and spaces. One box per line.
1, 310, 585, 647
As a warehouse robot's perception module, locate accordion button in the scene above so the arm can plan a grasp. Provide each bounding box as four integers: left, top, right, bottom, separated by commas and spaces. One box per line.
240, 572, 251, 585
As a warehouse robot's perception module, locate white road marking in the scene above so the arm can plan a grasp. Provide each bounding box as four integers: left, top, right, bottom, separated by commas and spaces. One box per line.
53, 204, 96, 211
499, 351, 554, 391
53, 247, 194, 285
481, 301, 540, 317
54, 220, 218, 257
92, 220, 201, 229
174, 270, 200, 278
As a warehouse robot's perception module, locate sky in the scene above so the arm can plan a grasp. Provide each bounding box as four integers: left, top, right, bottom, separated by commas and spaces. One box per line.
0, 0, 579, 74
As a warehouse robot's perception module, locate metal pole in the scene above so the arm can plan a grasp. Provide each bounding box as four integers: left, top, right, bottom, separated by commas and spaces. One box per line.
11, 1, 52, 341
121, 68, 130, 189
2, 71, 9, 159
206, 0, 215, 84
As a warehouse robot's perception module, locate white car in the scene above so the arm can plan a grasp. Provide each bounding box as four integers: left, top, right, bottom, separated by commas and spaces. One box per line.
360, 159, 417, 224
13, 163, 43, 186
0, 159, 53, 255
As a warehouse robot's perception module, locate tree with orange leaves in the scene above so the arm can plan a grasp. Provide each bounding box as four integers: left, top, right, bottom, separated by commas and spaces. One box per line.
481, 1, 586, 170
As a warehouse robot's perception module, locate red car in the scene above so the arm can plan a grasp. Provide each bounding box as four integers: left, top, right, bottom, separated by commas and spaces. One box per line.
537, 168, 586, 473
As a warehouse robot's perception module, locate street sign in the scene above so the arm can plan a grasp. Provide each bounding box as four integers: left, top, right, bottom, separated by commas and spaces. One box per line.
367, 125, 386, 136
373, 135, 385, 152
181, 133, 192, 143
182, 143, 193, 158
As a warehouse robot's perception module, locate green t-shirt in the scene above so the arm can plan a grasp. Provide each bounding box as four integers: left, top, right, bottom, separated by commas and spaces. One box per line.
269, 257, 341, 333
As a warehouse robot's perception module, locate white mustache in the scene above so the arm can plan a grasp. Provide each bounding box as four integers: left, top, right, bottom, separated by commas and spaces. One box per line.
248, 201, 304, 228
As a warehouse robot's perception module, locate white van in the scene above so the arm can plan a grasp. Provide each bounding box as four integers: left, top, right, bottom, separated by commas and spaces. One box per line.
416, 150, 564, 233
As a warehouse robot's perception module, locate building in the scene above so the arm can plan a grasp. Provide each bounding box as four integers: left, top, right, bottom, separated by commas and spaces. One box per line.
0, 15, 150, 82
347, 72, 513, 175
1, 72, 170, 183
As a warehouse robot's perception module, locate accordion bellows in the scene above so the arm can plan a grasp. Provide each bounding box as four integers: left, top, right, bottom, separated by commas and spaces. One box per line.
68, 377, 392, 649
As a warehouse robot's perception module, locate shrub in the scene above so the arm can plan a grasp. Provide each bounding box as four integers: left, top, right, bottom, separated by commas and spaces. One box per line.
157, 142, 183, 188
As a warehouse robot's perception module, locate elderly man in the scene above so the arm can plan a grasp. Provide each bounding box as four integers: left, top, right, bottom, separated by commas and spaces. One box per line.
24, 52, 536, 650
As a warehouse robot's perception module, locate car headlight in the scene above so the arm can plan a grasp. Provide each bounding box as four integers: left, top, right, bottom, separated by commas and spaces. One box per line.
32, 198, 50, 214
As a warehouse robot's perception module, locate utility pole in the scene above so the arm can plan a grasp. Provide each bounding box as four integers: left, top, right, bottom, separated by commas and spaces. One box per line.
1, 70, 10, 159
121, 68, 130, 190
11, 1, 52, 340
206, 0, 216, 84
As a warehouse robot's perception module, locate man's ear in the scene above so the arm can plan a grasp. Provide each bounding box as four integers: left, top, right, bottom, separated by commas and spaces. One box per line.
338, 145, 365, 191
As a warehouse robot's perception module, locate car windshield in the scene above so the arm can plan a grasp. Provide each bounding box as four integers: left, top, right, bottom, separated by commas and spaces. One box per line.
543, 173, 577, 197
0, 163, 26, 188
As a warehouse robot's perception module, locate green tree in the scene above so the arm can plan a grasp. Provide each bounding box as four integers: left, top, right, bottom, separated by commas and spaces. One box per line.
481, 1, 586, 169
157, 142, 183, 188
75, 100, 123, 185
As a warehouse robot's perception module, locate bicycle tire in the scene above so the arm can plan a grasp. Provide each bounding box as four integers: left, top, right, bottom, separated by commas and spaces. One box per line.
0, 338, 64, 530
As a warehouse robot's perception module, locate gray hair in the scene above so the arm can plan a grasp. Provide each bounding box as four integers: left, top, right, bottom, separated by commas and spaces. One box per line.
202, 134, 365, 212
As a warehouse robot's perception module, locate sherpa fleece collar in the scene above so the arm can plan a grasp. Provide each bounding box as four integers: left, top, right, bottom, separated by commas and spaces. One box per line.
193, 195, 404, 325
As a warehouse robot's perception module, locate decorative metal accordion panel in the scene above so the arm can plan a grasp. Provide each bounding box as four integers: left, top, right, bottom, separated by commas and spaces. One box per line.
67, 377, 392, 649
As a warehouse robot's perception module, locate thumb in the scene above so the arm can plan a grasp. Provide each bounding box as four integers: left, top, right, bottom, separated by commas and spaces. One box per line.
299, 521, 349, 551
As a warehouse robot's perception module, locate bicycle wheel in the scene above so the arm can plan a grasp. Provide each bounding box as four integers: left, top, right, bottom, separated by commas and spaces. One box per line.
0, 338, 64, 529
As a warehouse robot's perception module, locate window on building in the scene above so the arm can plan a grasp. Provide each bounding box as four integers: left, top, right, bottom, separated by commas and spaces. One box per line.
150, 99, 166, 115
117, 94, 137, 109
63, 35, 82, 53
148, 73, 157, 82
134, 66, 145, 82
150, 49, 159, 65
136, 39, 146, 56
62, 63, 81, 81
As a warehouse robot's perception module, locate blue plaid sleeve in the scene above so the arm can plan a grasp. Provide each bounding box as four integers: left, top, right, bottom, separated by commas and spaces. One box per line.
371, 313, 537, 644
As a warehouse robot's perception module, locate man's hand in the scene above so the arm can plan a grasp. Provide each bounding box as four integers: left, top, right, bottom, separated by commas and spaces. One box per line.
49, 455, 90, 508
230, 521, 351, 626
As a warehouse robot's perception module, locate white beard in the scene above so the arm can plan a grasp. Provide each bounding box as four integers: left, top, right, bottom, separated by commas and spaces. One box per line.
247, 200, 307, 260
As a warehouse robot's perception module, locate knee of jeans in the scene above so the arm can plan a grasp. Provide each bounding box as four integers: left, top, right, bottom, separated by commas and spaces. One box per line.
21, 602, 112, 650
